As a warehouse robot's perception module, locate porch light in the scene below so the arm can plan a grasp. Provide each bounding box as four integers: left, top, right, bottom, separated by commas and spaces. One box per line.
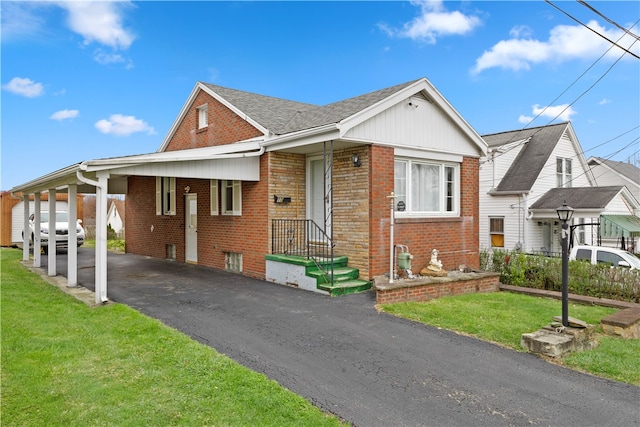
556, 201, 574, 223
352, 153, 362, 168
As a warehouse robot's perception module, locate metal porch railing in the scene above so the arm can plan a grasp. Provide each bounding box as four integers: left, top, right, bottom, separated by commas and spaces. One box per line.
271, 219, 335, 286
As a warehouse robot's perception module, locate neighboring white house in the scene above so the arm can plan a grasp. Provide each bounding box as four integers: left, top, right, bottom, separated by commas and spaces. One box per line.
479, 122, 640, 255
588, 157, 640, 207
106, 199, 125, 237
587, 157, 640, 250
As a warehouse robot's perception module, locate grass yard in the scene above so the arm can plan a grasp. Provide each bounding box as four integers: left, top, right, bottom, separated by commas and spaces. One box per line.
1, 248, 345, 426
380, 292, 640, 386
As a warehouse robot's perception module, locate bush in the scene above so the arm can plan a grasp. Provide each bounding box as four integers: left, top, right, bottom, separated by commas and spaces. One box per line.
480, 248, 640, 303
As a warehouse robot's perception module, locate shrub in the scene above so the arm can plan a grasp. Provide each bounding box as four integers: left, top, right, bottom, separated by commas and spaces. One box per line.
480, 249, 640, 303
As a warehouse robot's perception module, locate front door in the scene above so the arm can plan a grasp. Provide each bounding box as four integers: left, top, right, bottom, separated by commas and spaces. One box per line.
185, 194, 197, 263
308, 157, 331, 234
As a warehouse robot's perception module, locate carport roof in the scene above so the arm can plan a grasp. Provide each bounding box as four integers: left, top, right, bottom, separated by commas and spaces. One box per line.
10, 140, 262, 195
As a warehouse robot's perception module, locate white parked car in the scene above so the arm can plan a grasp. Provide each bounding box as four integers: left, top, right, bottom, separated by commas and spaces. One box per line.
569, 245, 640, 270
24, 211, 85, 253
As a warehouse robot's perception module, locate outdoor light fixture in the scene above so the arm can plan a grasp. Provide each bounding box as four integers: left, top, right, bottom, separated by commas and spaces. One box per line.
352, 153, 362, 168
556, 200, 574, 327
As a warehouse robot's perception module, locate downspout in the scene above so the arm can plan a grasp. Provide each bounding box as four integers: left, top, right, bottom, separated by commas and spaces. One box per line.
77, 169, 109, 304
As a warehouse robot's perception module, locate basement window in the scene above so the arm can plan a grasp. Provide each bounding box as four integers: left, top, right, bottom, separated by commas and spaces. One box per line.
225, 252, 242, 273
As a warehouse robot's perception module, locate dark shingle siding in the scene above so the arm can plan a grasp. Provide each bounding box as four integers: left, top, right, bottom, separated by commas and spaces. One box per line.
529, 186, 623, 210
483, 122, 569, 193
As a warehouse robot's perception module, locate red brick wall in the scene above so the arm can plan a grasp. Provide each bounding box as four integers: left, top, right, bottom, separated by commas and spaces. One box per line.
164, 89, 263, 152
375, 275, 499, 304
368, 152, 480, 278
126, 157, 270, 279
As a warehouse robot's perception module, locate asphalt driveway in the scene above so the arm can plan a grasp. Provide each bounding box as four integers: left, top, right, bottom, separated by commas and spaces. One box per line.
42, 248, 639, 426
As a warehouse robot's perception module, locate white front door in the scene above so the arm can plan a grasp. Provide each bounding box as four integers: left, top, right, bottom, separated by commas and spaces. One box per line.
308, 156, 331, 234
185, 194, 197, 263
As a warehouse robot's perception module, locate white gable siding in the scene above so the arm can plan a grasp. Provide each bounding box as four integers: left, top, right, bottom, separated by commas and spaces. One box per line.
344, 96, 479, 156
529, 134, 592, 204
604, 193, 637, 215
591, 163, 640, 201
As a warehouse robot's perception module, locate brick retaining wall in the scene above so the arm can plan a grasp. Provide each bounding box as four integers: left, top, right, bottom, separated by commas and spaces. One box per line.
374, 272, 500, 304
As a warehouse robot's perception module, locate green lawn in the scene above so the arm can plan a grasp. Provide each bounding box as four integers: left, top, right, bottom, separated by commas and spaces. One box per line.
1, 248, 345, 426
380, 292, 640, 386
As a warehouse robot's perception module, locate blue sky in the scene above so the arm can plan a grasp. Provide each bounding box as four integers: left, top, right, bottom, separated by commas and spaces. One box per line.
2, 0, 639, 191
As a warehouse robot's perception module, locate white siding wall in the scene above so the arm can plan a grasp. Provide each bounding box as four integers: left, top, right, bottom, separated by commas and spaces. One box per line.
345, 96, 480, 157
591, 164, 640, 201
479, 142, 526, 251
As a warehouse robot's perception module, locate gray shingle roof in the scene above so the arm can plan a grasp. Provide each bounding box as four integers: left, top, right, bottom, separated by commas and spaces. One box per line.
201, 82, 317, 133
202, 79, 422, 135
482, 122, 570, 193
529, 186, 624, 210
589, 157, 640, 185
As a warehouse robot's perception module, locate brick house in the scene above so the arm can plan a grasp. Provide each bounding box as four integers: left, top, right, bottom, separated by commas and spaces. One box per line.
10, 77, 487, 300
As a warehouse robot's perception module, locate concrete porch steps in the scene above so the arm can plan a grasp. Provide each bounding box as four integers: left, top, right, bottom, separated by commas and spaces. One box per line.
265, 254, 371, 296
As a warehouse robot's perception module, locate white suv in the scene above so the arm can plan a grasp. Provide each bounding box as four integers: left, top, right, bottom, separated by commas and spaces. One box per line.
569, 245, 640, 270
25, 211, 85, 253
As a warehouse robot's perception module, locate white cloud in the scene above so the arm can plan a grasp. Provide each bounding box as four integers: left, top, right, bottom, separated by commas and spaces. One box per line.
379, 0, 481, 44
50, 109, 79, 121
58, 1, 136, 50
2, 77, 44, 98
95, 114, 155, 136
473, 20, 639, 74
518, 115, 534, 125
519, 103, 577, 124
0, 2, 46, 40
599, 98, 611, 105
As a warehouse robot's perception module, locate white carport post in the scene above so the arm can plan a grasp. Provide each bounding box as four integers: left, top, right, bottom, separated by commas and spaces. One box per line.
95, 171, 109, 303
22, 194, 29, 261
67, 184, 78, 287
48, 188, 57, 276
33, 193, 42, 268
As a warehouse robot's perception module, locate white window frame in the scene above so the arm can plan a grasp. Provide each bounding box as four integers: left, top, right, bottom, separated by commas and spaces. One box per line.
156, 176, 176, 216
556, 157, 572, 188
489, 217, 505, 248
394, 158, 459, 217
197, 103, 208, 130
210, 180, 219, 216
222, 180, 242, 216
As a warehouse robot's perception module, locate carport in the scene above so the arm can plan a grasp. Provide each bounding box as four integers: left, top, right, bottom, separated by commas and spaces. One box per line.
10, 141, 262, 304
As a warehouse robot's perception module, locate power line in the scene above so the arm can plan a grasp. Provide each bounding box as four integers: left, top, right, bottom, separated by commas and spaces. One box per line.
545, 0, 640, 60
578, 0, 640, 42
480, 11, 640, 166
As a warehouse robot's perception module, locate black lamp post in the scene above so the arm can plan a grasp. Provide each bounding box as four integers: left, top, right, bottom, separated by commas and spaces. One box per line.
556, 200, 574, 327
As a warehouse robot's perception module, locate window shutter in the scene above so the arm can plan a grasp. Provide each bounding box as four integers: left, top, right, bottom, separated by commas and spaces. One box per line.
168, 177, 176, 215
210, 180, 219, 215
155, 176, 162, 216
233, 180, 242, 215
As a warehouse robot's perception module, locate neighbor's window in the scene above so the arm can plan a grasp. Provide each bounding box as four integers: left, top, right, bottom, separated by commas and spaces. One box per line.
394, 159, 458, 215
489, 217, 504, 248
197, 104, 208, 129
156, 176, 176, 216
222, 180, 242, 216
556, 158, 572, 188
